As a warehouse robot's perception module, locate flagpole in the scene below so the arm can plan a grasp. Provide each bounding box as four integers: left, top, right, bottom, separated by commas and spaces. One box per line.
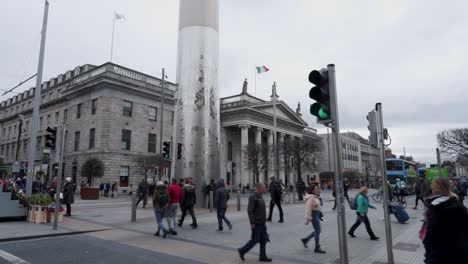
110, 13, 116, 62
254, 67, 257, 97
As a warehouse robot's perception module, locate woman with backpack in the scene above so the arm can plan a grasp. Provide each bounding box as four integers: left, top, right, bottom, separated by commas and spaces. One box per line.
348, 186, 379, 240
153, 181, 170, 238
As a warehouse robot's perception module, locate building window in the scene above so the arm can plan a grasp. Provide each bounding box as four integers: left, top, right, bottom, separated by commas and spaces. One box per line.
46, 114, 51, 127
228, 142, 233, 161
64, 109, 68, 123
39, 117, 43, 130
91, 99, 97, 115
89, 128, 95, 149
123, 100, 132, 116
36, 136, 42, 152
8, 127, 11, 138
74, 131, 80, 151
121, 129, 131, 150
119, 166, 129, 187
2, 128, 5, 139
13, 125, 17, 138
148, 133, 156, 153
0, 145, 4, 155
5, 145, 9, 160
77, 103, 82, 119
55, 112, 59, 125
148, 107, 157, 121
26, 121, 30, 133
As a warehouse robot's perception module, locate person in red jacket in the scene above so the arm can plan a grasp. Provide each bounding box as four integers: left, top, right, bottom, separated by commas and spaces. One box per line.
167, 178, 183, 235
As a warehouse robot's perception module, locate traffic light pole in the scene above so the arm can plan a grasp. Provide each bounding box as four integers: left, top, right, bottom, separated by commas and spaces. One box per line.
53, 124, 66, 230
327, 64, 349, 264
376, 102, 394, 264
436, 148, 442, 177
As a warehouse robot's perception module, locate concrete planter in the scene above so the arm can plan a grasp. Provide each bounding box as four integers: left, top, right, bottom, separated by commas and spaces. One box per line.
80, 187, 100, 200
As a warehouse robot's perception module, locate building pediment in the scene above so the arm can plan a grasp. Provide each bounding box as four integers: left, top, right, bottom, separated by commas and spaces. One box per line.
250, 101, 308, 127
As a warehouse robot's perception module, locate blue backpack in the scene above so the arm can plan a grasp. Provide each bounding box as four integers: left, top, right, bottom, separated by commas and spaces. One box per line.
349, 195, 358, 210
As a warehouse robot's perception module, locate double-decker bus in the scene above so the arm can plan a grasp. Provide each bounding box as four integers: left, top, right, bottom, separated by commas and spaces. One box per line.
386, 158, 417, 194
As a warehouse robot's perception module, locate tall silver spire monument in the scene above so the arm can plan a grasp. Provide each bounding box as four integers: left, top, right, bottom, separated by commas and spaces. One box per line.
174, 0, 220, 207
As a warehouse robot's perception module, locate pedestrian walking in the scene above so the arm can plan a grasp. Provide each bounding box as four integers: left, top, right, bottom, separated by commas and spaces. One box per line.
167, 178, 182, 235
215, 179, 232, 232
99, 182, 104, 197
63, 177, 74, 217
296, 177, 306, 201
453, 179, 466, 205
267, 177, 284, 223
348, 186, 379, 240
238, 182, 272, 262
423, 178, 468, 264
343, 179, 350, 203
111, 182, 118, 198
178, 177, 198, 229
413, 176, 430, 209
300, 185, 326, 253
153, 181, 170, 238
104, 182, 111, 197
136, 179, 149, 208
206, 179, 216, 208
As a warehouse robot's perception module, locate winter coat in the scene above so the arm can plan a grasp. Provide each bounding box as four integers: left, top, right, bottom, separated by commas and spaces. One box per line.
62, 182, 75, 204
247, 192, 266, 225
137, 182, 149, 195
415, 179, 431, 198
423, 195, 468, 264
296, 180, 306, 191
304, 193, 321, 221
269, 181, 282, 202
168, 183, 182, 204
181, 184, 196, 207
153, 185, 169, 214
356, 193, 375, 214
214, 181, 229, 209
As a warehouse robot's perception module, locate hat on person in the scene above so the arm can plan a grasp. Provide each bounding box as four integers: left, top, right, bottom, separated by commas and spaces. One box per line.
156, 181, 164, 186
66, 177, 72, 182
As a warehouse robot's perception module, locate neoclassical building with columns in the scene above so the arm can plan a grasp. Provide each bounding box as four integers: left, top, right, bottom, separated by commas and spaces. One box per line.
220, 80, 321, 188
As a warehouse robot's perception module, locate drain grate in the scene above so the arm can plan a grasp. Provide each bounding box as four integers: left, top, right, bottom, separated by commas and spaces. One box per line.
393, 242, 420, 252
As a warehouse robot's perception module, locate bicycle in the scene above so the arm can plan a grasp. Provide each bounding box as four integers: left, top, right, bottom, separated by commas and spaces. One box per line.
281, 190, 291, 204
372, 186, 383, 203
392, 192, 408, 209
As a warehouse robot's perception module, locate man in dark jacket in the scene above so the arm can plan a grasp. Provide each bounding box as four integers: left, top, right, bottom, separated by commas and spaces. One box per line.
238, 182, 271, 262
136, 179, 149, 208
267, 177, 284, 223
63, 177, 75, 217
296, 177, 306, 201
215, 179, 232, 232
178, 177, 198, 229
413, 176, 430, 209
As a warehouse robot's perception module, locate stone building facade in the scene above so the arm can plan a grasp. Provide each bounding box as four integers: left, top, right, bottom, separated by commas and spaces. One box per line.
0, 64, 321, 190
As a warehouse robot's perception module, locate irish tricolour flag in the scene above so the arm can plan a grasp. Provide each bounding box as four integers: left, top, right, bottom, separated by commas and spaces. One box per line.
256, 66, 270, 74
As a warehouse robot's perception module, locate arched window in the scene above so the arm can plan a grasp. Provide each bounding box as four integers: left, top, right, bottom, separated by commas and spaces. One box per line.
228, 142, 233, 161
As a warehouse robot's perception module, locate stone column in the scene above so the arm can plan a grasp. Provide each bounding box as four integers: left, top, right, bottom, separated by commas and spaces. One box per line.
255, 127, 263, 184
267, 130, 274, 181
220, 128, 227, 184
278, 133, 285, 183
239, 125, 250, 188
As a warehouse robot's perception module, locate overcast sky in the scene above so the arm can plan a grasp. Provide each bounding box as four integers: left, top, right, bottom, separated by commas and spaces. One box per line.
2, 0, 467, 165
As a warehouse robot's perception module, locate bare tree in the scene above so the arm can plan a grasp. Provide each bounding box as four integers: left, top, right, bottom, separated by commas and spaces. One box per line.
136, 154, 170, 181
281, 137, 323, 183
437, 128, 468, 160
242, 144, 271, 184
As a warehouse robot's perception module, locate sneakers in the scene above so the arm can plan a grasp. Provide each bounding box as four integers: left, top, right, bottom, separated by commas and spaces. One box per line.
370, 236, 380, 241
237, 249, 245, 261
169, 229, 178, 236
278, 219, 284, 223
259, 257, 272, 262
154, 231, 160, 237
348, 232, 356, 238
216, 229, 223, 232
162, 229, 168, 239
228, 223, 233, 231
192, 225, 198, 229
301, 238, 308, 248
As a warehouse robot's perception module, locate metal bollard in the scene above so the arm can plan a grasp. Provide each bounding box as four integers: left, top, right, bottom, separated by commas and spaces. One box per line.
131, 192, 137, 222
209, 191, 214, 212
237, 190, 241, 211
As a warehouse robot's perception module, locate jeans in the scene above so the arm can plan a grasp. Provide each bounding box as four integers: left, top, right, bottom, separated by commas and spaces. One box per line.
303, 211, 321, 245
415, 196, 424, 208
155, 211, 166, 232
348, 213, 376, 238
239, 224, 269, 259
136, 193, 148, 208
268, 200, 283, 221
167, 204, 179, 230
179, 204, 197, 226
217, 207, 231, 230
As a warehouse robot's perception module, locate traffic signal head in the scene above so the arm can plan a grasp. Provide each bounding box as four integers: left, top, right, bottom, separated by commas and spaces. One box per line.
367, 110, 378, 147
162, 141, 171, 159
45, 126, 57, 150
177, 143, 182, 160
308, 68, 332, 124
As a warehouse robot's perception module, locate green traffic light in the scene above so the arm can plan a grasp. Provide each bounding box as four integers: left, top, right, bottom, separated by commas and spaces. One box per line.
318, 107, 329, 119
